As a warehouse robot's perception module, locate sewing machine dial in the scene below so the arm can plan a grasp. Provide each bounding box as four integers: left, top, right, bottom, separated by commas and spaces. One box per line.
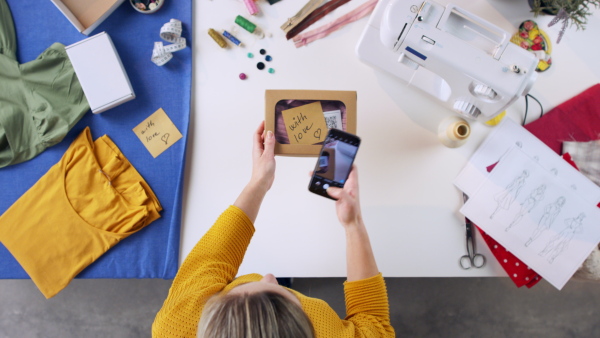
453, 100, 481, 119
473, 84, 498, 100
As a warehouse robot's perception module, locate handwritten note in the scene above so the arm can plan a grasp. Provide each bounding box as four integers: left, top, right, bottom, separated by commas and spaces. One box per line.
282, 102, 328, 145
133, 108, 183, 158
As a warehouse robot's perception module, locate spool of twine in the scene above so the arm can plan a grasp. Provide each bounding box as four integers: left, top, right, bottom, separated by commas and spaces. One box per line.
235, 15, 265, 38
438, 116, 471, 148
208, 28, 227, 48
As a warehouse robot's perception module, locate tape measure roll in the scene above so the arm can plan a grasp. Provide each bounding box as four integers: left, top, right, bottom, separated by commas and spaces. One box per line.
152, 19, 187, 66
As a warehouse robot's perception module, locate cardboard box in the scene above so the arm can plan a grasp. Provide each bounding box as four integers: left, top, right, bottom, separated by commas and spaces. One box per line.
66, 32, 135, 114
51, 0, 125, 35
265, 90, 357, 156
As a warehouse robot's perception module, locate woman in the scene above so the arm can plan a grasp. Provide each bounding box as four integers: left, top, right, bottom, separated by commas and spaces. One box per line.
152, 122, 394, 337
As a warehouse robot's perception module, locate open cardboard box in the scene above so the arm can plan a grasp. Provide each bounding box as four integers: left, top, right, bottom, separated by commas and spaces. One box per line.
265, 90, 357, 156
51, 0, 125, 35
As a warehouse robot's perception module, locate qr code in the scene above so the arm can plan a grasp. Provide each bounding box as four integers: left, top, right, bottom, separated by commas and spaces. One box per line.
325, 116, 338, 129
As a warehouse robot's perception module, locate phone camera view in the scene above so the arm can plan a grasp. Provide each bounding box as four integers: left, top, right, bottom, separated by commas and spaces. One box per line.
310, 130, 360, 199
315, 138, 358, 183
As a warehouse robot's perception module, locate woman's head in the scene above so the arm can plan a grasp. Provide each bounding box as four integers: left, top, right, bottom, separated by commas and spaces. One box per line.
197, 275, 314, 338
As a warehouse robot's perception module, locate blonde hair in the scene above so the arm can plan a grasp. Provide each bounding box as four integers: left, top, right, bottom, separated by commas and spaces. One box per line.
197, 291, 314, 338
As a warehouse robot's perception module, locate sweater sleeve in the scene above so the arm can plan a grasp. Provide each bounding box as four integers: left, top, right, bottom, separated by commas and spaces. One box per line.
343, 273, 395, 337
152, 205, 255, 337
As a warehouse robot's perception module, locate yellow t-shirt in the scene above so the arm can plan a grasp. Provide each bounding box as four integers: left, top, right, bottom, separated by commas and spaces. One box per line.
0, 127, 161, 298
152, 206, 394, 337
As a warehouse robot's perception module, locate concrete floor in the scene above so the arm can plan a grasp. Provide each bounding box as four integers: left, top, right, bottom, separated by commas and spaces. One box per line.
1, 276, 599, 337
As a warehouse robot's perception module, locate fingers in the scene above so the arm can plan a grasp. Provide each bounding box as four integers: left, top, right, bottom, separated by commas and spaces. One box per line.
263, 130, 275, 158
344, 166, 359, 195
326, 186, 344, 200
253, 121, 266, 156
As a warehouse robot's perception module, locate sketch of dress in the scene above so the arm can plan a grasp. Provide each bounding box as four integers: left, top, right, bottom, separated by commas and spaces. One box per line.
490, 170, 529, 219
525, 196, 566, 247
505, 184, 546, 232
539, 213, 585, 264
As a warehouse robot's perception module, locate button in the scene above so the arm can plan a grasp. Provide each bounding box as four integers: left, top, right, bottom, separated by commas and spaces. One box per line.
421, 36, 435, 45
315, 181, 321, 186
323, 184, 330, 189
257, 62, 265, 70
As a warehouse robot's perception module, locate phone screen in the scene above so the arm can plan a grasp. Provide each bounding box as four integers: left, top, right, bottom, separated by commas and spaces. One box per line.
308, 129, 360, 199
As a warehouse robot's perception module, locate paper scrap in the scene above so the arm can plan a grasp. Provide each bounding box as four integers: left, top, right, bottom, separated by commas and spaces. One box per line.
323, 110, 343, 130
133, 108, 183, 158
282, 102, 328, 145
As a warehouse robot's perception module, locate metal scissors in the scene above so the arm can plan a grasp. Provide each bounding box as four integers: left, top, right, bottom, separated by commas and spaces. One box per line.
460, 194, 486, 270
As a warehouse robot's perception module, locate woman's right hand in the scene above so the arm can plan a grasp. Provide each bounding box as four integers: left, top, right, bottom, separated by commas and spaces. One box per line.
326, 166, 363, 228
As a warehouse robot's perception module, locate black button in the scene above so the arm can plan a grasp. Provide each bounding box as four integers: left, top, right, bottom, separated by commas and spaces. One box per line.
257, 62, 265, 70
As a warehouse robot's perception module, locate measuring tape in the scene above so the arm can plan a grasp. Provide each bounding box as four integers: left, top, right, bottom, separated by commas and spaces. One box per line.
152, 19, 187, 66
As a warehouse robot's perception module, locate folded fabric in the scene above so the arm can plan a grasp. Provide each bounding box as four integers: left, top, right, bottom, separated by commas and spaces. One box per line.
0, 0, 89, 168
477, 226, 542, 288
563, 140, 600, 187
0, 127, 161, 298
524, 84, 600, 154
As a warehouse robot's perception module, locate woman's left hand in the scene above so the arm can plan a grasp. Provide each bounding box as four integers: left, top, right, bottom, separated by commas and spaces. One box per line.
250, 121, 276, 193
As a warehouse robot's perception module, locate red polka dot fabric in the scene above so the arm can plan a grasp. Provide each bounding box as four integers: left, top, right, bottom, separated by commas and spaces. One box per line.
476, 225, 542, 288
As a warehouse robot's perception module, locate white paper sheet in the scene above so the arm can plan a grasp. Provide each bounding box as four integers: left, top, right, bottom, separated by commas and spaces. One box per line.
461, 147, 600, 290
454, 119, 600, 205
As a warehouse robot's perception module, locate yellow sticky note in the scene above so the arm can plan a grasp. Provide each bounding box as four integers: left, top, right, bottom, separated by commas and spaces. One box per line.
133, 108, 183, 158
282, 102, 328, 145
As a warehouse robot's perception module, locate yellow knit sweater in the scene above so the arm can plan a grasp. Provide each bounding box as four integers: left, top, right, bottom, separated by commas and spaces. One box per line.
152, 205, 395, 337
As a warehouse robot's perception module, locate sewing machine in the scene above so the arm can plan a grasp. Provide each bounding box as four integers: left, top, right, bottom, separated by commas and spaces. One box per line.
356, 0, 538, 122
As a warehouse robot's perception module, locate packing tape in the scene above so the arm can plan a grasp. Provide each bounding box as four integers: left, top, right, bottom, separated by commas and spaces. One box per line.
152, 19, 187, 66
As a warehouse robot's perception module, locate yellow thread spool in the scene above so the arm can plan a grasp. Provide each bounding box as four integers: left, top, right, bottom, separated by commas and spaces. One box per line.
208, 28, 227, 48
438, 116, 471, 148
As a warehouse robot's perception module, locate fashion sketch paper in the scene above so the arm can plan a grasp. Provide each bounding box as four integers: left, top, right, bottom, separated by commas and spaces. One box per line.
461, 146, 600, 290
454, 119, 600, 205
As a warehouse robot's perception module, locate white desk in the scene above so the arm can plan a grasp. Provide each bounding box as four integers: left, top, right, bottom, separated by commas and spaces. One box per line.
184, 0, 600, 277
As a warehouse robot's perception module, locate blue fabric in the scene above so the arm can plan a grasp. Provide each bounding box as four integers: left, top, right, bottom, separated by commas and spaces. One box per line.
0, 0, 191, 279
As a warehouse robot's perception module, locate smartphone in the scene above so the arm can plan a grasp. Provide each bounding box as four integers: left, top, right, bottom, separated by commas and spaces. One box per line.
308, 129, 361, 200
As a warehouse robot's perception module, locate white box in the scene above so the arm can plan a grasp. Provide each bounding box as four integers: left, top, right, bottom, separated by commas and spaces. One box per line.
66, 32, 135, 114
51, 0, 125, 36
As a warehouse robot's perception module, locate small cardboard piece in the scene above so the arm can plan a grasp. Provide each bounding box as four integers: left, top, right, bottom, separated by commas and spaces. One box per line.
265, 90, 357, 156
133, 108, 183, 158
51, 0, 125, 36
66, 32, 135, 114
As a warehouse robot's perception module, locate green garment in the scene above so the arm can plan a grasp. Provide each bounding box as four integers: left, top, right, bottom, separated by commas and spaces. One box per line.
0, 0, 90, 168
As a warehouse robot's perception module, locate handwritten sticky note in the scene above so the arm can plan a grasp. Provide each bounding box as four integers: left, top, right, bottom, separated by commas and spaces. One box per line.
282, 102, 328, 145
133, 108, 183, 158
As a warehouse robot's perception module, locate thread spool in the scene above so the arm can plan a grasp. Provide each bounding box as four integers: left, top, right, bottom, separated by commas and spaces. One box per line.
438, 116, 470, 148
208, 28, 227, 48
222, 30, 243, 46
235, 15, 265, 38
243, 0, 259, 15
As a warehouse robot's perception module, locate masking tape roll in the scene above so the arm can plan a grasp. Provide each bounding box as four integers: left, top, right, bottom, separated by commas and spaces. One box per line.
152, 19, 187, 66
438, 116, 470, 148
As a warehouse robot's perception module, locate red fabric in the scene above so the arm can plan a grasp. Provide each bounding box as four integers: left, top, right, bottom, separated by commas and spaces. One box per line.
476, 226, 543, 288
524, 84, 600, 154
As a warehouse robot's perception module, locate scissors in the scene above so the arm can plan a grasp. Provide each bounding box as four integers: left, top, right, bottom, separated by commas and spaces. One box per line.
460, 194, 486, 270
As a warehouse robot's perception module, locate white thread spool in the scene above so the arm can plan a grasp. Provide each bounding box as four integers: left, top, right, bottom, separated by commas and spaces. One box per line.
438, 116, 470, 148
